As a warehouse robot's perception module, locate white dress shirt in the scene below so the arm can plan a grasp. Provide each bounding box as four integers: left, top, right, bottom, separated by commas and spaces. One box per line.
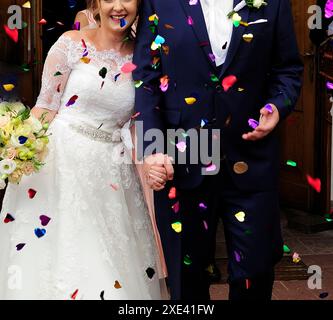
200, 0, 234, 66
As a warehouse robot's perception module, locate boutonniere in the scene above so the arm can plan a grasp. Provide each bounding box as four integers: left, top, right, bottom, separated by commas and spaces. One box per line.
227, 0, 268, 19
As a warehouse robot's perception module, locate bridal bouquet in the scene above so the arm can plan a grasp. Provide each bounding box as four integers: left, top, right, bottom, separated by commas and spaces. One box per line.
0, 101, 50, 188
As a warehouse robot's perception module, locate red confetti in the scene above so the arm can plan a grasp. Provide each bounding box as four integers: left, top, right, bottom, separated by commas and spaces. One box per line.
246, 279, 251, 289
306, 174, 321, 193
222, 75, 237, 92
168, 187, 177, 199
4, 213, 15, 223
71, 289, 79, 300
131, 112, 141, 120
28, 188, 37, 199
4, 25, 18, 43
38, 19, 47, 25
66, 95, 78, 107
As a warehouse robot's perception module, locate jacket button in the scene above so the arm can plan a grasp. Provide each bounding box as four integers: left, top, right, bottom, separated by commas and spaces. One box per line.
216, 85, 223, 93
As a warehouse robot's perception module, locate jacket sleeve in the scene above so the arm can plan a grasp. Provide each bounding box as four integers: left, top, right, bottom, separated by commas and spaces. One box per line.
265, 0, 304, 120
133, 0, 164, 158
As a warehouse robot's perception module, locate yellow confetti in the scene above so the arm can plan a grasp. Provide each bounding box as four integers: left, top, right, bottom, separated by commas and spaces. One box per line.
3, 84, 15, 92
235, 211, 246, 222
22, 1, 31, 8
185, 97, 197, 105
171, 222, 182, 233
80, 57, 91, 64
243, 33, 254, 43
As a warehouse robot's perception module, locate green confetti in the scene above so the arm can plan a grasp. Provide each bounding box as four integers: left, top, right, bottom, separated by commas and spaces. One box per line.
286, 160, 297, 167
283, 244, 291, 254
134, 81, 143, 88
210, 74, 219, 82
54, 71, 63, 77
324, 214, 333, 222
184, 255, 192, 266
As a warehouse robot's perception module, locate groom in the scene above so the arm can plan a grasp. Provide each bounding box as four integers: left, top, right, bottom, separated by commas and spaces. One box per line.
133, 0, 303, 300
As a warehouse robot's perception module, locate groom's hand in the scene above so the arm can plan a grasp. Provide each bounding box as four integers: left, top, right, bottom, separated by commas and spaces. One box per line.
144, 153, 174, 191
242, 104, 280, 141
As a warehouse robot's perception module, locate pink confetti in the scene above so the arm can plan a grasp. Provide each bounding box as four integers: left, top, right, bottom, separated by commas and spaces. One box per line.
121, 62, 137, 73
187, 16, 194, 26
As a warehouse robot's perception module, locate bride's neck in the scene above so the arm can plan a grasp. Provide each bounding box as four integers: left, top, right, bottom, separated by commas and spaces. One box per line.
94, 27, 129, 52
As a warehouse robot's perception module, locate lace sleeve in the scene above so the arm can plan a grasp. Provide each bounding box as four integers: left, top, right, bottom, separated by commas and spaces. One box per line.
35, 35, 73, 111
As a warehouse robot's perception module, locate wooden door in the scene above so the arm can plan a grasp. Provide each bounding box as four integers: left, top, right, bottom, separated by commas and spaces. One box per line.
279, 0, 318, 213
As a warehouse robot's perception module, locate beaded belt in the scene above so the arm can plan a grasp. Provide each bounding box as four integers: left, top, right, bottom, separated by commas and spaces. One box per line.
68, 123, 122, 143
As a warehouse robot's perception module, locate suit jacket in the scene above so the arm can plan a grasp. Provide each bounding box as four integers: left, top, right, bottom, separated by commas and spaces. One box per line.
133, 0, 304, 191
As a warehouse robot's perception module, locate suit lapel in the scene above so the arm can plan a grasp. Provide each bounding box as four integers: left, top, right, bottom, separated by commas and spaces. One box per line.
220, 0, 250, 77
178, 0, 217, 70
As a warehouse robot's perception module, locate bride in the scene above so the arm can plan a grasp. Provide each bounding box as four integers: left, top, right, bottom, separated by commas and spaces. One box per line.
0, 0, 168, 300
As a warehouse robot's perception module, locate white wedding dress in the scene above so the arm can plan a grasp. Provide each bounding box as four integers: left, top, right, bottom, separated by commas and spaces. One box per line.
0, 34, 164, 300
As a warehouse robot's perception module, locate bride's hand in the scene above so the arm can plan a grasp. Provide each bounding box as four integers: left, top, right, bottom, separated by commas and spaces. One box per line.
148, 165, 168, 191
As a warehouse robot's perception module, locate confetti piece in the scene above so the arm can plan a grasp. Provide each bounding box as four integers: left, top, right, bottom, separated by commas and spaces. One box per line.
57, 84, 61, 93
203, 220, 208, 230
71, 289, 79, 300
208, 53, 216, 63
222, 41, 228, 50
134, 80, 143, 88
176, 141, 187, 153
206, 164, 217, 172
248, 119, 259, 129
292, 252, 301, 263
199, 202, 208, 210
38, 19, 47, 25
146, 267, 156, 279
80, 57, 91, 64
73, 22, 80, 30
187, 16, 194, 26
54, 71, 63, 77
222, 75, 237, 92
100, 291, 105, 300
28, 188, 37, 199
154, 35, 165, 45
114, 280, 122, 289
171, 221, 182, 233
246, 279, 251, 289
16, 243, 26, 251
319, 292, 329, 299
172, 201, 180, 213
131, 112, 141, 119
160, 75, 169, 92
235, 211, 245, 222
4, 213, 15, 223
22, 1, 31, 8
286, 160, 297, 167
234, 251, 242, 262
242, 33, 253, 43
114, 73, 121, 82
39, 215, 51, 227
121, 62, 137, 73
306, 174, 321, 193
185, 97, 197, 105
4, 25, 18, 43
66, 95, 78, 107
327, 81, 333, 90
264, 104, 274, 113
168, 187, 177, 199
210, 74, 219, 82
18, 136, 28, 144
110, 184, 118, 191
184, 254, 192, 266
34, 228, 46, 238
189, 0, 198, 5
120, 18, 127, 28
164, 24, 175, 29
99, 67, 107, 79
283, 244, 291, 254
3, 84, 15, 92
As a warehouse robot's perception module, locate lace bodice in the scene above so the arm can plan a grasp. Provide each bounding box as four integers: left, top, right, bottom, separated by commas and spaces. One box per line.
36, 34, 135, 132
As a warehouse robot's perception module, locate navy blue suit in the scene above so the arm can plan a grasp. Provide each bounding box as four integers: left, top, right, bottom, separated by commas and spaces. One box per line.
133, 0, 303, 300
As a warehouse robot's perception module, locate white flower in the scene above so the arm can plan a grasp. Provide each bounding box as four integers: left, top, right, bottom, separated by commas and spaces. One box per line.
24, 115, 43, 133
0, 179, 6, 190
253, 0, 266, 8
0, 159, 17, 175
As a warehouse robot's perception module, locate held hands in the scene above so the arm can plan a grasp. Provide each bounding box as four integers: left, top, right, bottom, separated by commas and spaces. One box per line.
143, 153, 174, 191
242, 104, 280, 141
